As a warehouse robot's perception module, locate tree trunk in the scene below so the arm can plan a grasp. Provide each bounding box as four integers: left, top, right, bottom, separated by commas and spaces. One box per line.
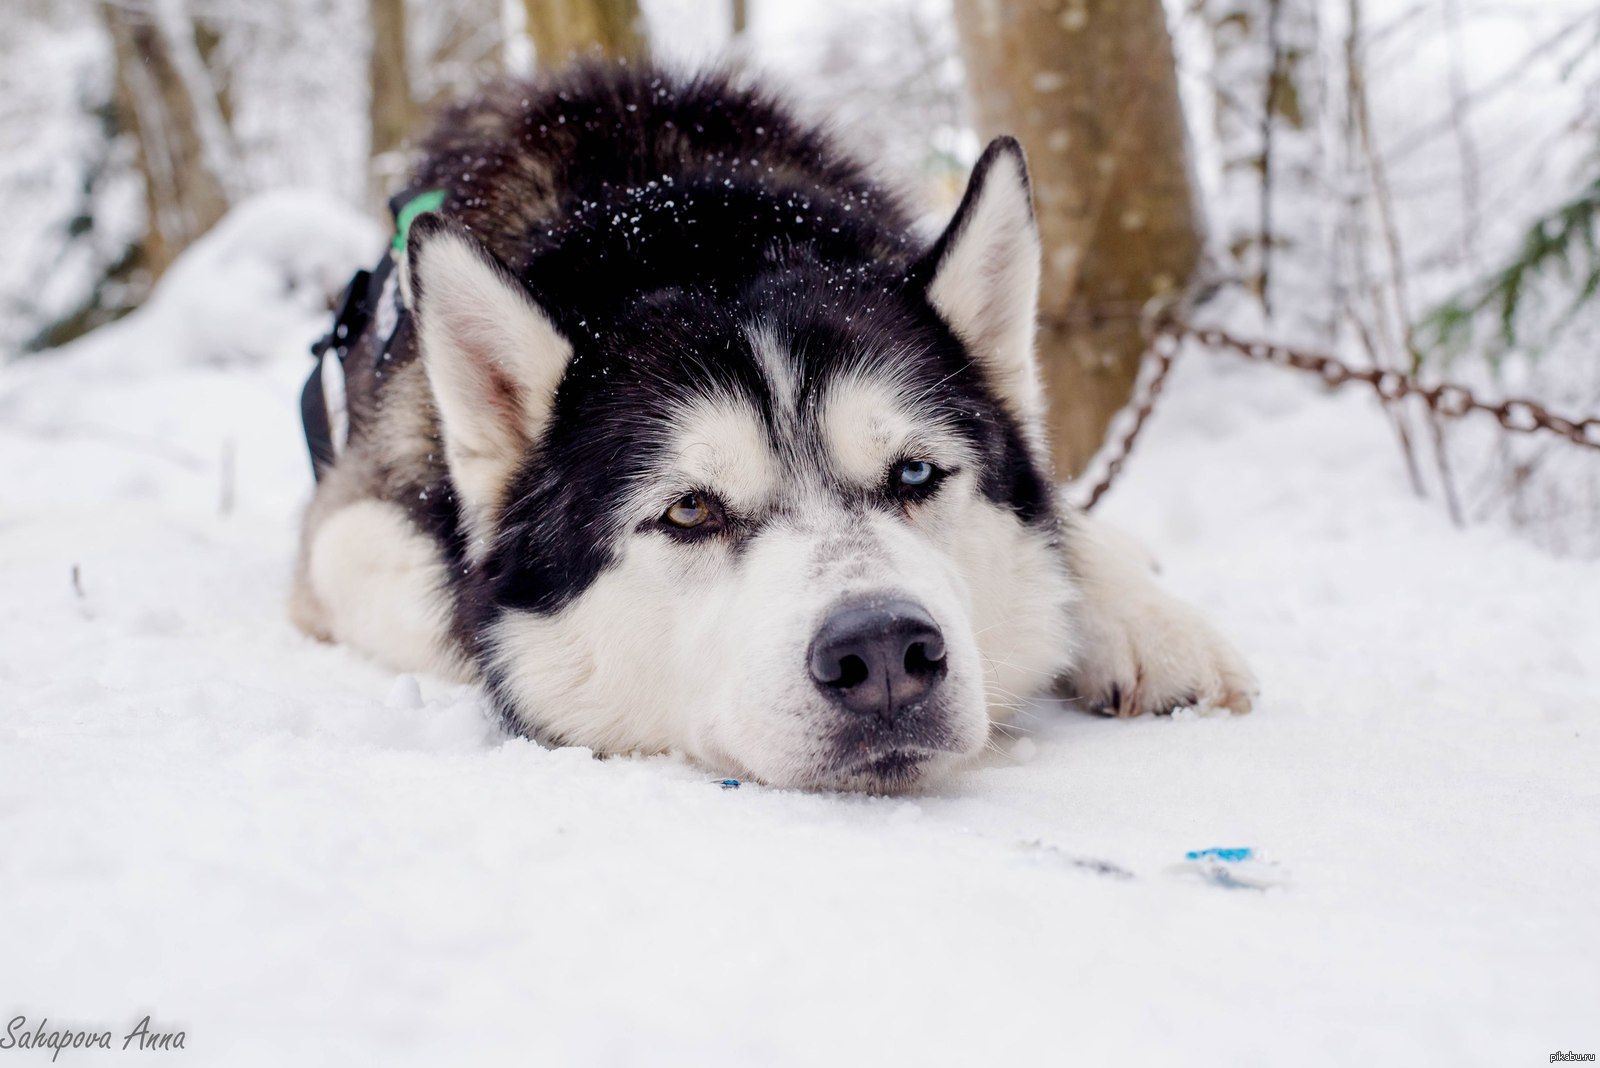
369, 0, 416, 215
191, 12, 234, 129
952, 0, 1203, 480
731, 0, 748, 37
522, 0, 648, 67
100, 0, 232, 277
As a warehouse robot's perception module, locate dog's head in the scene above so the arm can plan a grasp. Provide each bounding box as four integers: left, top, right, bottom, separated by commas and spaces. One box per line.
406, 138, 1074, 791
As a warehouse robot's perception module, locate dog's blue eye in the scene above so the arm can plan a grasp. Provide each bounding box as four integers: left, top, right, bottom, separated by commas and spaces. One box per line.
898, 460, 934, 486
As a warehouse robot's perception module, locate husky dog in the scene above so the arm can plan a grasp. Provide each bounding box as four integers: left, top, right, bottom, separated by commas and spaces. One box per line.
291, 64, 1255, 791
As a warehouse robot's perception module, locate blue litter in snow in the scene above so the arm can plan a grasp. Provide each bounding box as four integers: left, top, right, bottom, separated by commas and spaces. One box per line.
1185, 847, 1253, 862
716, 778, 741, 790
1173, 847, 1285, 891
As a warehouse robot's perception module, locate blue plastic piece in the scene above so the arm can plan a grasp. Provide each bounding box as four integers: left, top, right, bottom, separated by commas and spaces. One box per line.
717, 778, 741, 789
1185, 847, 1253, 862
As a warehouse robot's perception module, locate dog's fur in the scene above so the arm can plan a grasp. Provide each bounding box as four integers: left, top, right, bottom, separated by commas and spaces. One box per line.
290, 64, 1256, 791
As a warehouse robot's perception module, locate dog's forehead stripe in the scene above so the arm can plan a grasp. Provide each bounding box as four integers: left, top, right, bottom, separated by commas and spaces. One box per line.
746, 323, 798, 417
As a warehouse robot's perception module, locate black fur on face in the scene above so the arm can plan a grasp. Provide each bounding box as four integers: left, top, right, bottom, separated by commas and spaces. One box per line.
413, 64, 1054, 645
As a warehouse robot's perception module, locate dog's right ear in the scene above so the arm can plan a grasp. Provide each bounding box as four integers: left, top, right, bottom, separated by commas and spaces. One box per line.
407, 214, 572, 541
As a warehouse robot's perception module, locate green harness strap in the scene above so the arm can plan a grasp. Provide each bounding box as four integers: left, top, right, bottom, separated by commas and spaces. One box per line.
391, 189, 447, 254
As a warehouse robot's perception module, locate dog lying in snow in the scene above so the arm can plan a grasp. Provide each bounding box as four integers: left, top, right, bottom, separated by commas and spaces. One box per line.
290, 63, 1256, 791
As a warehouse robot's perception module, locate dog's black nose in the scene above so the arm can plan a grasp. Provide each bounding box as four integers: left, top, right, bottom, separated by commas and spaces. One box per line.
808, 599, 948, 718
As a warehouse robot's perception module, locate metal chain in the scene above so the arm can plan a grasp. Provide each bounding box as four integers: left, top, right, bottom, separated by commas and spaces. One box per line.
1081, 329, 1181, 511
1081, 319, 1600, 510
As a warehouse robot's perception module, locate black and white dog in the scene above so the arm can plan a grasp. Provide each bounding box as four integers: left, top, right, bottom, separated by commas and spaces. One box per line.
291, 63, 1255, 791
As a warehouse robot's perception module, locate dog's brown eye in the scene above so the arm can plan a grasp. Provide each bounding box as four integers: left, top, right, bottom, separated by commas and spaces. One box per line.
664, 492, 712, 529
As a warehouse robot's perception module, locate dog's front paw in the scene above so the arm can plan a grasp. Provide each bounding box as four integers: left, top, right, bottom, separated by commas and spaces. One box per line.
1066, 589, 1258, 717
1060, 517, 1257, 718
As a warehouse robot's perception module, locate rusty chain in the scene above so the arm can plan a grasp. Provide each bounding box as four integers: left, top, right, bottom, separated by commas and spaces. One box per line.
1081, 329, 1182, 510
1081, 319, 1600, 510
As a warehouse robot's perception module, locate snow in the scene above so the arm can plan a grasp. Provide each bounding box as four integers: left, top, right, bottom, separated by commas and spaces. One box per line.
0, 13, 143, 357
3, 191, 1598, 1065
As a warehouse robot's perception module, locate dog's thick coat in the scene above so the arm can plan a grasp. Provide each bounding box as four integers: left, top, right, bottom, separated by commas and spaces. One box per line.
291, 64, 1255, 790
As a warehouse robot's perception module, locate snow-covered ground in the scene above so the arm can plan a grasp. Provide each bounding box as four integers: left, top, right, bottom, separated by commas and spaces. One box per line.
2, 194, 1597, 1066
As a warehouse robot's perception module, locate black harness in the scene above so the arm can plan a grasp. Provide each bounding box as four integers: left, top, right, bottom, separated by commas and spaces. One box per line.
300, 187, 443, 482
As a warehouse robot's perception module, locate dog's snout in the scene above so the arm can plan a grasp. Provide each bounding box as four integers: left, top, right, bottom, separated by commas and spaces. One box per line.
808, 599, 948, 718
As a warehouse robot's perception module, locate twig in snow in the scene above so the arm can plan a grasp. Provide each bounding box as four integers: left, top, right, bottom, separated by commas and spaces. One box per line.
219, 437, 235, 517
70, 564, 94, 621
1345, 305, 1426, 497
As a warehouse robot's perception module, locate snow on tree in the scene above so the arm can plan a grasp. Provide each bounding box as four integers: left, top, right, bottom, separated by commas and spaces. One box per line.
1205, 0, 1332, 345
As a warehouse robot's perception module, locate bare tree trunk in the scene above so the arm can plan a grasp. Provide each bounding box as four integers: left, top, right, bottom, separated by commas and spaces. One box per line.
369, 0, 416, 214
100, 0, 232, 277
731, 0, 748, 37
952, 0, 1203, 479
523, 0, 648, 67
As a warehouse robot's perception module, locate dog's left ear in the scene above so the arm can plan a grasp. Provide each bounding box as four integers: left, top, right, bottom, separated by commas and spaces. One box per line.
918, 136, 1045, 433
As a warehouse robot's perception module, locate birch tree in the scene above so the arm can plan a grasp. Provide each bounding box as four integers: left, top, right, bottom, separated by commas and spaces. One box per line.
952, 0, 1204, 479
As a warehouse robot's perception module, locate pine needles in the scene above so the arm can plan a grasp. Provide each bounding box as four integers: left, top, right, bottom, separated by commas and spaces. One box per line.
1422, 172, 1600, 369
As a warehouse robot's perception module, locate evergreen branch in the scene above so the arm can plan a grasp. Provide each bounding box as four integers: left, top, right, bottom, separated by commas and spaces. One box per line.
1420, 173, 1600, 368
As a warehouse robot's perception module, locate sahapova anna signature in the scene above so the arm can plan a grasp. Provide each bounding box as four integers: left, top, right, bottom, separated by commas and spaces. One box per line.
1, 1015, 185, 1061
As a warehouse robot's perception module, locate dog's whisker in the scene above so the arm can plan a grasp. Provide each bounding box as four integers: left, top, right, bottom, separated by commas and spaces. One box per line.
988, 721, 1033, 739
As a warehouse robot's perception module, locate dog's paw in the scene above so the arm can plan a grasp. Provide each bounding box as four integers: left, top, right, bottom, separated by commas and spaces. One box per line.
1058, 514, 1259, 718
1065, 586, 1258, 717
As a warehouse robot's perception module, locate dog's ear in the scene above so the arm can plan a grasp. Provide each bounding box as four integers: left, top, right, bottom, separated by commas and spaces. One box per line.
407, 214, 572, 536
918, 137, 1045, 434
